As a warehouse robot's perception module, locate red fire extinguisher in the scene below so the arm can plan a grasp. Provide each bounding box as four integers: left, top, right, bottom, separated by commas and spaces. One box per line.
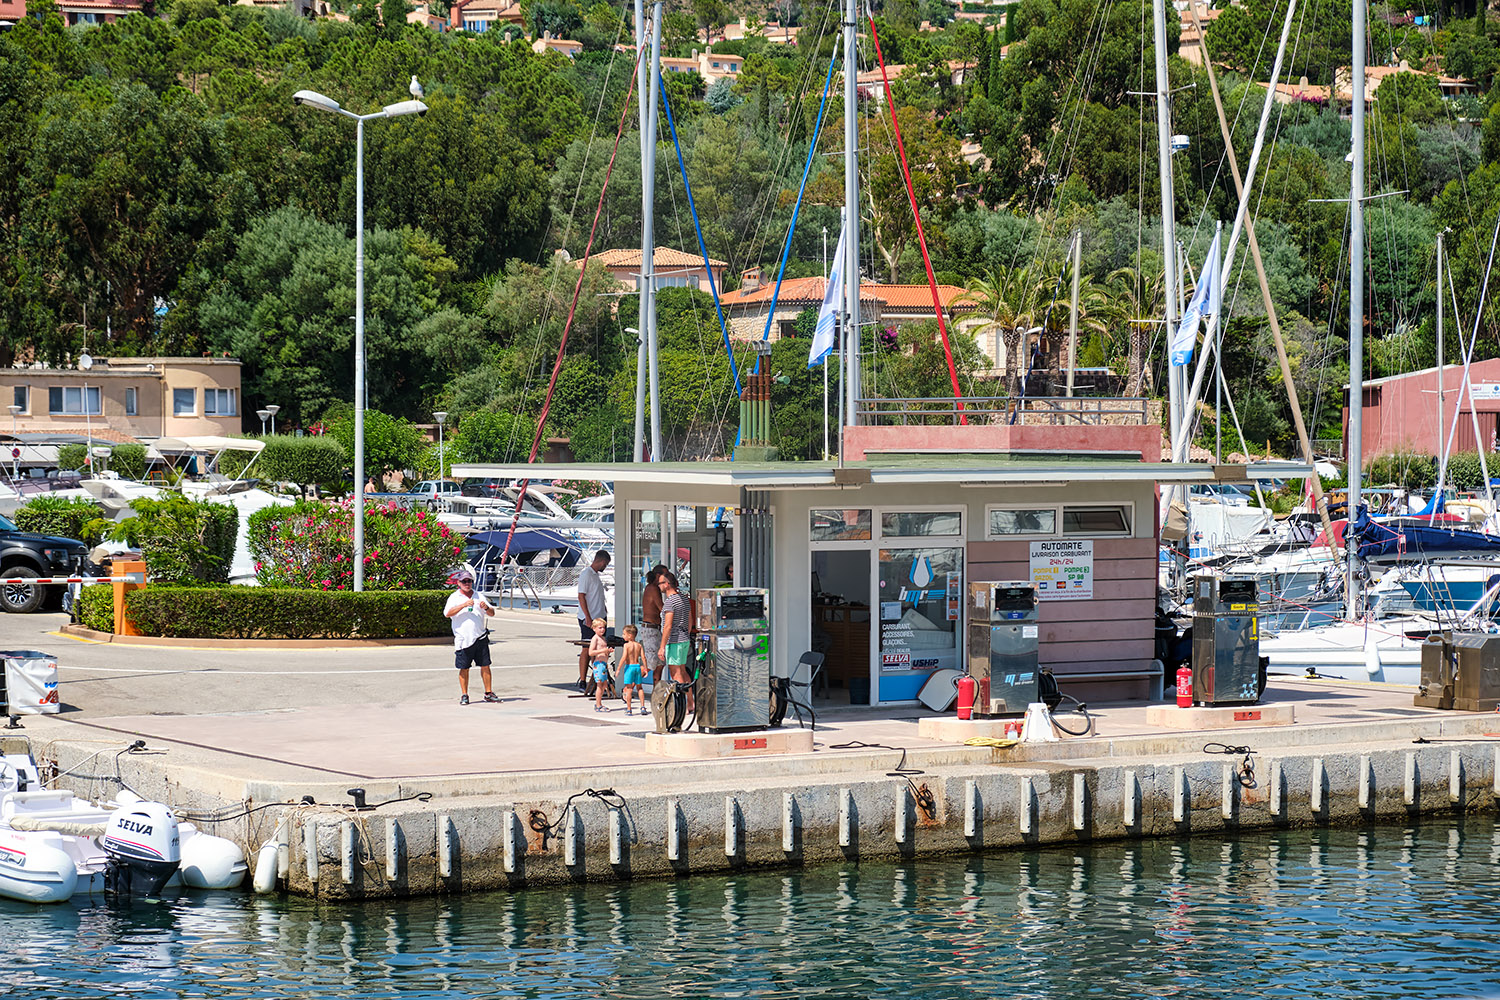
955, 675, 977, 720
1176, 665, 1194, 708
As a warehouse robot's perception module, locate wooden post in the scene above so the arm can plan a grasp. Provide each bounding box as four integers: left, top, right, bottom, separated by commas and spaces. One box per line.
112, 559, 147, 636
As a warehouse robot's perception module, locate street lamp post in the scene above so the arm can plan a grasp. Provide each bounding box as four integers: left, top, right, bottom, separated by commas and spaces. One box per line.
265, 403, 280, 435
432, 411, 447, 481
7, 404, 19, 481
257, 408, 271, 435
294, 88, 427, 591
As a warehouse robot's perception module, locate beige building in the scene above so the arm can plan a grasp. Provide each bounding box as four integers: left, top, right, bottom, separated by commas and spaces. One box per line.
592, 247, 728, 292
0, 357, 245, 443
718, 273, 977, 342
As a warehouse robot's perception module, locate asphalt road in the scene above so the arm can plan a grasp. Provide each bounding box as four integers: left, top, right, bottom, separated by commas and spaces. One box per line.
0, 606, 580, 719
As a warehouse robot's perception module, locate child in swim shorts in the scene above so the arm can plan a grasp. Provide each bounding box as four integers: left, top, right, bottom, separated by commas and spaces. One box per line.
588, 618, 612, 712
617, 624, 645, 716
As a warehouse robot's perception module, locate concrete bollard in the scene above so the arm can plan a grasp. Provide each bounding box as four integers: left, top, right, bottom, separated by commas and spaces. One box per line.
304, 821, 319, 882
838, 787, 853, 848
340, 821, 355, 885
1123, 770, 1139, 829
963, 779, 979, 839
724, 797, 741, 858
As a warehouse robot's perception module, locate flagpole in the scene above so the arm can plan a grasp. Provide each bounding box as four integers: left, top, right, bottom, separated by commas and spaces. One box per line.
823, 226, 830, 461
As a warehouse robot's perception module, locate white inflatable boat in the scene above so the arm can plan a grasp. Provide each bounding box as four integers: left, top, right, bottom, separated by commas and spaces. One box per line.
0, 742, 247, 904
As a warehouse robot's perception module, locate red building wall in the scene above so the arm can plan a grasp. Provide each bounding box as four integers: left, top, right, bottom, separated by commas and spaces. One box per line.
1344, 359, 1500, 461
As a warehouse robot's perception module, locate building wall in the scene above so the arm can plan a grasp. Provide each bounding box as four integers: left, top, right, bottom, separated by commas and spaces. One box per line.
0, 358, 244, 440
1342, 359, 1500, 459
616, 476, 1161, 709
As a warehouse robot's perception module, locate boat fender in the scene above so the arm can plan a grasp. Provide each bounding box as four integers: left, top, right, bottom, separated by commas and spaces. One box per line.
252, 840, 279, 893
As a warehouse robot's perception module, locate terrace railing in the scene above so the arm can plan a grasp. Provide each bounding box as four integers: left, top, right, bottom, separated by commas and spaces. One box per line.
855, 395, 1152, 426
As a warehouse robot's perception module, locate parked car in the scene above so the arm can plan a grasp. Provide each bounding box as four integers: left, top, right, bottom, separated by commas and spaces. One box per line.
460, 477, 513, 498
410, 480, 461, 499
1189, 483, 1249, 505
0, 515, 93, 613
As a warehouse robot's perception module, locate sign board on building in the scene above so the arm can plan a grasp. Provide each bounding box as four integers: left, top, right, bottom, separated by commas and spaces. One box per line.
1470, 383, 1500, 401
1029, 539, 1094, 601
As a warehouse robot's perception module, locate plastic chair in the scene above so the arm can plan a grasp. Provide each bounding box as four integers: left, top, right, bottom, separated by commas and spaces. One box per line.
795, 651, 826, 701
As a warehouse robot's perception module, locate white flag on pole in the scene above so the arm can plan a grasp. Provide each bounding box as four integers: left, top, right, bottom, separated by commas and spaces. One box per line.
808, 222, 847, 368
1170, 228, 1221, 367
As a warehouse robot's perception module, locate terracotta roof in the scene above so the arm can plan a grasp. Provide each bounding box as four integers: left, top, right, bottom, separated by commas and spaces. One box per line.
17, 425, 140, 444
592, 248, 727, 270
720, 276, 977, 311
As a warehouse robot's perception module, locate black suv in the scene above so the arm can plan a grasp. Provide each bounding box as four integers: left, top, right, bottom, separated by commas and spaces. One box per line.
0, 514, 92, 613
460, 477, 514, 498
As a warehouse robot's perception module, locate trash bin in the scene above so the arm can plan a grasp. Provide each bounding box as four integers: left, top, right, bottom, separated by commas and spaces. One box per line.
1, 651, 59, 716
849, 676, 870, 705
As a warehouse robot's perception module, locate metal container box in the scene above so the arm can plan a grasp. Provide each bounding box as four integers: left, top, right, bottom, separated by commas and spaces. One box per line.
1450, 632, 1500, 712
967, 581, 1038, 716
1414, 632, 1455, 710
693, 588, 772, 733
1189, 575, 1260, 707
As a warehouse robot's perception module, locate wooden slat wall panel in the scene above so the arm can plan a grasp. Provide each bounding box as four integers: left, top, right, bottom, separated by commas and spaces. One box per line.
968, 537, 1159, 679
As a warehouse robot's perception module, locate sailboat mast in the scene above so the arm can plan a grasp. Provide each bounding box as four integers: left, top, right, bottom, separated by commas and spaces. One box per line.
1152, 0, 1180, 442
633, 0, 648, 461
1436, 229, 1444, 482
644, 6, 664, 460
1348, 0, 1366, 609
843, 0, 861, 430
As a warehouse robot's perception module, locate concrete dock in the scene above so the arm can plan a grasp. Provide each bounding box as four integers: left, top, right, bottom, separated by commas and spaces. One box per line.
9, 608, 1500, 901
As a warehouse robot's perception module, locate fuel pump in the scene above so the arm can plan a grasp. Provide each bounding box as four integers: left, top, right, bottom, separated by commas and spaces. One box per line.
669, 588, 773, 734
966, 581, 1039, 716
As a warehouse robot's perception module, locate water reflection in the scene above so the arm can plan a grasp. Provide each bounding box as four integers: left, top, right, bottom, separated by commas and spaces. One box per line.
5, 820, 1500, 998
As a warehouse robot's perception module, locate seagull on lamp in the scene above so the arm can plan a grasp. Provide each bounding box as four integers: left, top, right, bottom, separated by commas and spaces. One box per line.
409, 75, 424, 99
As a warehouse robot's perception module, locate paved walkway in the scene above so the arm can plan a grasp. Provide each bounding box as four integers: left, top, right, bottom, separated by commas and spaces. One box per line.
2, 606, 1470, 801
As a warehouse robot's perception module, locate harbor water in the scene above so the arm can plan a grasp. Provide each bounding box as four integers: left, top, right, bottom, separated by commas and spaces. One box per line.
6, 819, 1500, 999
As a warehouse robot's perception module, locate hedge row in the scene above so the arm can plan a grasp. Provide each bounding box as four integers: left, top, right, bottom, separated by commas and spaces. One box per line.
76, 584, 115, 632
117, 587, 450, 640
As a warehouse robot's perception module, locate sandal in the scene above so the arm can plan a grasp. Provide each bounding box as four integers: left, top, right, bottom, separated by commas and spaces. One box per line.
483, 692, 500, 703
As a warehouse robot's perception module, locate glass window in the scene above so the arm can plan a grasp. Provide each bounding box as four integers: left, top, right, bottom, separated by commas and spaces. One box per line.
988, 507, 1056, 536
173, 388, 195, 416
1062, 505, 1131, 535
12, 386, 25, 412
125, 387, 137, 416
810, 508, 872, 542
48, 386, 100, 415
881, 511, 962, 537
205, 388, 236, 416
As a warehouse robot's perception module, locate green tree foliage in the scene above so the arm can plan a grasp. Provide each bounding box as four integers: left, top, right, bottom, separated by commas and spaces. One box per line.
259, 435, 348, 497
327, 408, 424, 478
454, 409, 538, 463
113, 492, 238, 584
13, 496, 108, 545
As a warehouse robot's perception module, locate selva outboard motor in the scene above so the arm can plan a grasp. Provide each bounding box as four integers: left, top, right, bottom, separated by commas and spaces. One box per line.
102, 801, 180, 897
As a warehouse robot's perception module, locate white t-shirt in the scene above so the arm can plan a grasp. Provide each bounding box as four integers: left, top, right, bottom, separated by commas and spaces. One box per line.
576, 565, 607, 622
445, 590, 490, 650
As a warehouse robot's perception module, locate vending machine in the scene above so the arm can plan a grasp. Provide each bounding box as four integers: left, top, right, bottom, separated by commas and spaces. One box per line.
966, 581, 1039, 717
693, 588, 772, 733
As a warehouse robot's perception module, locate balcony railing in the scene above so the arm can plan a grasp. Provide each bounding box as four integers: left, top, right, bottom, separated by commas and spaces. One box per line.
855, 395, 1152, 426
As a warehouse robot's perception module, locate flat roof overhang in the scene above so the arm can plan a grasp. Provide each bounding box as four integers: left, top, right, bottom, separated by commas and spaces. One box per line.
451, 458, 1313, 490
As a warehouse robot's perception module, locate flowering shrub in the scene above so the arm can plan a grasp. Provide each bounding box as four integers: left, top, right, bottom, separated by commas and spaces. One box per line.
249, 500, 462, 591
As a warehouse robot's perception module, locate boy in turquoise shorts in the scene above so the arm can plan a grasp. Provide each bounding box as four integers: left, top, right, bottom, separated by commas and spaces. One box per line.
617, 624, 646, 716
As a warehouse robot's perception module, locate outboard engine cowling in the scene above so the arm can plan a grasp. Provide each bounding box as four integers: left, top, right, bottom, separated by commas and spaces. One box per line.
102, 801, 180, 897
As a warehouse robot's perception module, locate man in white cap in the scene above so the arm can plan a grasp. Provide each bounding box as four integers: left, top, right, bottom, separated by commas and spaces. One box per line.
444, 568, 497, 705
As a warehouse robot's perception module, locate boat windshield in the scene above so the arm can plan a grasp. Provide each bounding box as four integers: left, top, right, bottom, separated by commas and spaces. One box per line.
0, 515, 17, 532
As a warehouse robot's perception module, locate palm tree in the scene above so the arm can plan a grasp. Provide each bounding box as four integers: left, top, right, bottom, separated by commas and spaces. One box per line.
963, 265, 1048, 395
1104, 263, 1166, 398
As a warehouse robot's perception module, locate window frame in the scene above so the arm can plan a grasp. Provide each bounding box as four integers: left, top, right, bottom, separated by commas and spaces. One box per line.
172, 387, 196, 417
124, 386, 137, 416
204, 387, 236, 417
984, 504, 1060, 539
12, 385, 26, 414
47, 385, 101, 415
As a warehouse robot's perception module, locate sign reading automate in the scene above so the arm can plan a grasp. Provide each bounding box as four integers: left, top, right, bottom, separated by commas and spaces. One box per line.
1028, 540, 1094, 601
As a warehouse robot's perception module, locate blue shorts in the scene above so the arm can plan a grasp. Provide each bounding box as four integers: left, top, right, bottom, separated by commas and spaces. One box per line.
591, 662, 610, 683
620, 663, 643, 686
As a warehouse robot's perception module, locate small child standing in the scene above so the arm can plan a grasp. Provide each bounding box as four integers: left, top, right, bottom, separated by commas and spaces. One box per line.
617, 625, 646, 716
588, 618, 612, 712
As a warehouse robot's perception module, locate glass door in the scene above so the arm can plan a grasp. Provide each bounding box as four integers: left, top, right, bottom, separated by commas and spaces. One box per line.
627, 507, 666, 624
875, 545, 964, 703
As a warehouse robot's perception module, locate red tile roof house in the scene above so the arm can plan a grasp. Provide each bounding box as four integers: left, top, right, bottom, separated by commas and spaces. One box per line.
592, 247, 728, 292
718, 271, 979, 345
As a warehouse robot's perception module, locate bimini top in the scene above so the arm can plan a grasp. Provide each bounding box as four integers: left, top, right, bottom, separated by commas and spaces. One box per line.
451, 455, 1311, 490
